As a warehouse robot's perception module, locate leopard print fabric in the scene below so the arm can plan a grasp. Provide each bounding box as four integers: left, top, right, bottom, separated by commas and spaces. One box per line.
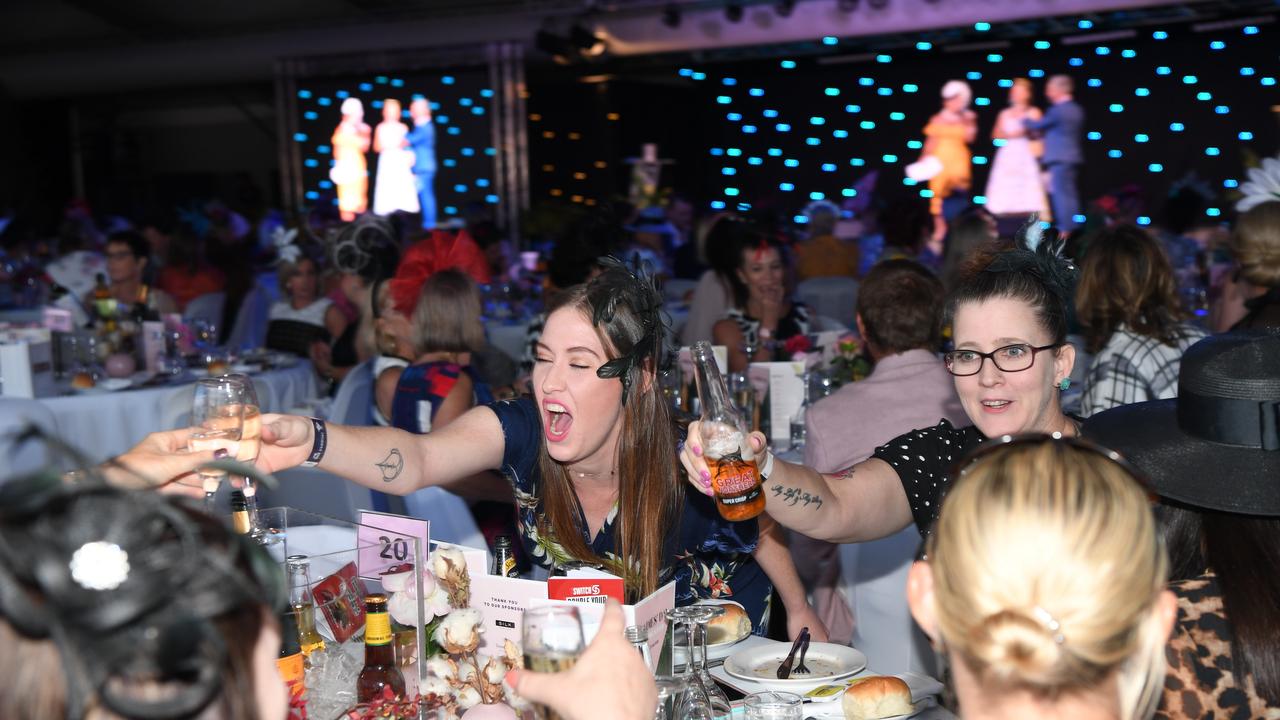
1156, 573, 1280, 719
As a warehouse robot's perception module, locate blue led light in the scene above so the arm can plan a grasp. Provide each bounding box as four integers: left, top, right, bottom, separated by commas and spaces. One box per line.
833, 130, 849, 138
749, 88, 765, 97
1135, 134, 1149, 143
764, 109, 779, 118
748, 157, 763, 165
723, 77, 738, 86
974, 196, 987, 205
711, 201, 726, 210
1069, 57, 1084, 67
823, 36, 839, 45
776, 123, 792, 132
784, 158, 799, 167
727, 148, 743, 156
877, 88, 893, 96
883, 154, 898, 163
1265, 78, 1278, 86
987, 53, 1003, 62
1196, 92, 1212, 101
317, 98, 331, 106
485, 194, 499, 204
810, 116, 826, 125
890, 112, 906, 120
781, 60, 797, 69
1095, 46, 1110, 56
710, 148, 724, 156
305, 191, 319, 200
1078, 19, 1093, 29
1122, 49, 1137, 58
1210, 40, 1225, 50
907, 140, 923, 149
810, 191, 825, 200
859, 77, 875, 86
472, 107, 485, 115
293, 132, 308, 142
850, 158, 865, 166
477, 178, 490, 187
794, 215, 809, 224
860, 121, 876, 130
336, 90, 350, 98
454, 184, 468, 193
304, 111, 318, 120
317, 144, 331, 153
806, 138, 821, 146
1135, 87, 1150, 97
1152, 30, 1168, 40
298, 90, 312, 98
822, 163, 837, 172
768, 148, 783, 156
1088, 78, 1102, 87
1205, 147, 1220, 156
1087, 131, 1102, 140
903, 178, 917, 186
716, 96, 731, 104
1169, 122, 1184, 131
1109, 149, 1123, 158
460, 98, 474, 107
304, 158, 318, 167
916, 41, 932, 50
824, 87, 840, 96
998, 79, 1014, 88
974, 21, 991, 31
1034, 40, 1050, 50
721, 167, 736, 176
919, 189, 935, 199
1240, 131, 1255, 140
743, 125, 758, 133
442, 76, 455, 85
842, 188, 858, 197
480, 89, 494, 98
1029, 69, 1045, 78
966, 71, 982, 80
359, 82, 373, 91
975, 97, 991, 106
1109, 103, 1124, 112
692, 72, 707, 80
1182, 75, 1197, 84
845, 104, 861, 113
974, 156, 988, 165
1215, 105, 1230, 114
678, 68, 693, 77
1156, 66, 1171, 75
1148, 163, 1163, 173
725, 188, 740, 197
902, 84, 919, 93
1137, 216, 1151, 226
447, 127, 459, 135
1244, 25, 1259, 34
1206, 208, 1222, 217
1241, 67, 1256, 76
727, 112, 742, 121
461, 147, 476, 156
779, 182, 795, 192
1224, 179, 1239, 188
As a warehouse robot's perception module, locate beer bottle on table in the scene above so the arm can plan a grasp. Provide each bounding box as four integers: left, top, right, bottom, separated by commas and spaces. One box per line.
285, 555, 327, 658
276, 609, 306, 702
357, 593, 405, 705
691, 340, 765, 521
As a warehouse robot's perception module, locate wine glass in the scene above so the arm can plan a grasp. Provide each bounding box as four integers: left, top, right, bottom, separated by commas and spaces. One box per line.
521, 606, 585, 720
687, 606, 732, 718
224, 374, 267, 539
667, 608, 715, 720
189, 377, 245, 514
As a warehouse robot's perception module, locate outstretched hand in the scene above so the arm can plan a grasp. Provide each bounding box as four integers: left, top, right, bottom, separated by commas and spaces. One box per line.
678, 421, 769, 498
104, 428, 219, 498
257, 413, 317, 473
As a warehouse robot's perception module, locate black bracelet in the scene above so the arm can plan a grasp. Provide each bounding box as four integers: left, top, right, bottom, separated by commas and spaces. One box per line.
301, 417, 327, 467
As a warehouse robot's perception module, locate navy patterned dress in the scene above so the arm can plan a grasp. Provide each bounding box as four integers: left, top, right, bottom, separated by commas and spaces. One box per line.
487, 397, 772, 632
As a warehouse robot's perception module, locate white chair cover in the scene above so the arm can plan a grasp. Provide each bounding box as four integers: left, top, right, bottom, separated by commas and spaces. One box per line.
662, 278, 698, 303
797, 277, 859, 329
226, 284, 271, 351
327, 359, 374, 426
184, 292, 226, 328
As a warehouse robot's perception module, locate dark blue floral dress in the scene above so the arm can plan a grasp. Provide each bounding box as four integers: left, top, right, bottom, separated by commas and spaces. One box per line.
487, 397, 772, 633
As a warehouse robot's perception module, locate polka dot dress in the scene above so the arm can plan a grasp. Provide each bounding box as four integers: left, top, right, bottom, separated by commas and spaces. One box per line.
871, 419, 986, 535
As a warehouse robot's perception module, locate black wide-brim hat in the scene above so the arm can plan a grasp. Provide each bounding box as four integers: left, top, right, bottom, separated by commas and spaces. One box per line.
1083, 328, 1280, 516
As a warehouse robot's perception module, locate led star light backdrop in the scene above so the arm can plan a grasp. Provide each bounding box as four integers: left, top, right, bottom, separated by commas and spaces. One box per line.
292, 67, 498, 220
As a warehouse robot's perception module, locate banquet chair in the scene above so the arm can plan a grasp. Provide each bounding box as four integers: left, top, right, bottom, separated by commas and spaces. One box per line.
184, 292, 226, 329
797, 277, 859, 329
662, 278, 698, 303
0, 398, 64, 481
226, 284, 270, 352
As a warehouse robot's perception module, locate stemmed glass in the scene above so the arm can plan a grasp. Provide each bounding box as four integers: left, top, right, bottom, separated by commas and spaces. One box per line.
188, 377, 245, 514
521, 606, 585, 720
224, 374, 267, 540
666, 608, 715, 720
687, 606, 732, 718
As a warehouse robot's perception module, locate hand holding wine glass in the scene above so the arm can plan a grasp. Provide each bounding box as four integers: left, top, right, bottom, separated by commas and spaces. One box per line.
188, 377, 244, 513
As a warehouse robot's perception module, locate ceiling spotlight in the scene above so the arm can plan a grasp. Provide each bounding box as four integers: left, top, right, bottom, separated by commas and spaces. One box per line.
662, 3, 682, 28
837, 0, 859, 11
775, 0, 796, 17
725, 1, 744, 22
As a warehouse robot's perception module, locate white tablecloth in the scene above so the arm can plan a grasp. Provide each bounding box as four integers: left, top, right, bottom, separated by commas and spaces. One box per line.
38, 361, 319, 463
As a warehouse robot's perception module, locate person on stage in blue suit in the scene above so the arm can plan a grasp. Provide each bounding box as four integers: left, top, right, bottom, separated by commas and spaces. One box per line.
407, 96, 438, 229
1024, 75, 1085, 232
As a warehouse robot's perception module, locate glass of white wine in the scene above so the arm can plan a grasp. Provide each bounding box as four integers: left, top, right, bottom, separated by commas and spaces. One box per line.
224, 374, 266, 539
189, 377, 244, 514
521, 605, 584, 720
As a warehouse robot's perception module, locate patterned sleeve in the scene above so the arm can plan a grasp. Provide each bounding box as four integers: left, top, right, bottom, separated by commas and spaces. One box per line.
485, 396, 542, 494
870, 419, 973, 535
1080, 352, 1147, 418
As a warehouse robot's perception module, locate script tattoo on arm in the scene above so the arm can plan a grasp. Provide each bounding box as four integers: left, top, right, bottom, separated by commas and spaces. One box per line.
770, 484, 824, 510
375, 449, 404, 483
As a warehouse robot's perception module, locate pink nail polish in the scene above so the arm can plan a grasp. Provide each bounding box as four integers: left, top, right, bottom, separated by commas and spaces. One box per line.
700, 470, 711, 482
693, 445, 703, 457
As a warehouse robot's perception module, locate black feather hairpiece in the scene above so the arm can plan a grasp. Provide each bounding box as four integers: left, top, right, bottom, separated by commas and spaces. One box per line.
982, 213, 1078, 302
591, 255, 672, 403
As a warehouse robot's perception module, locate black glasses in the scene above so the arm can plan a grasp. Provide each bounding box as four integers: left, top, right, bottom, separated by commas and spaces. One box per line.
943, 343, 1061, 377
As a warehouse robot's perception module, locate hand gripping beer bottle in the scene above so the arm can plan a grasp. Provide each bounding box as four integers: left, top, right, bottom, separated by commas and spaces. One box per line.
691, 341, 765, 521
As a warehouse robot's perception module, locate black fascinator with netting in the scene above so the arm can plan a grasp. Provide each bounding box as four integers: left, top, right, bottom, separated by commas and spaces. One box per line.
0, 428, 285, 720
329, 214, 401, 285
982, 214, 1078, 303
586, 255, 672, 403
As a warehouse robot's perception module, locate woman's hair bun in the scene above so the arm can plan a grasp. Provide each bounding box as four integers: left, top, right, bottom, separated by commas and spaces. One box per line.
965, 608, 1067, 688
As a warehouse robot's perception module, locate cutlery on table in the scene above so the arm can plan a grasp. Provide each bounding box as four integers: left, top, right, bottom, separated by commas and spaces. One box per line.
776, 626, 811, 679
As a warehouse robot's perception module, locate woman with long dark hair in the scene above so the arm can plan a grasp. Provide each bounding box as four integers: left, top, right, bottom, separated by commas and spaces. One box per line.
713, 230, 812, 373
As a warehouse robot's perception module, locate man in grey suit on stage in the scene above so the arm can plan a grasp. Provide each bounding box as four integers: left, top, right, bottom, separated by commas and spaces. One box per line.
1025, 75, 1085, 231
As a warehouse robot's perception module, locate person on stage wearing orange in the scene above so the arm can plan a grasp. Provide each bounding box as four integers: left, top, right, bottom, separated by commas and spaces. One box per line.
921, 80, 977, 253
331, 97, 372, 222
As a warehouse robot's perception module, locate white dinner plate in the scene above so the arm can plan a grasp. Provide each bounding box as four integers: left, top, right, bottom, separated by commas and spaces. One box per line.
74, 377, 133, 394
724, 642, 867, 687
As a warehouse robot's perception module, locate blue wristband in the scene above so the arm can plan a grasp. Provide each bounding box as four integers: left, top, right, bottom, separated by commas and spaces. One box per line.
301, 418, 327, 467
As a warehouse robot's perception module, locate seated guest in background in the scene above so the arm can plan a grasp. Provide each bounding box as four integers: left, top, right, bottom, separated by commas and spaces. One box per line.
795, 200, 859, 280
714, 231, 811, 373
372, 277, 415, 426
796, 260, 965, 669
875, 196, 933, 268
0, 476, 289, 720
680, 213, 745, 346
266, 248, 347, 360
1085, 330, 1280, 718
908, 437, 1176, 720
1212, 201, 1280, 331
155, 221, 226, 313
391, 269, 493, 434
939, 207, 999, 294
310, 216, 401, 389
1074, 225, 1205, 417
103, 230, 178, 318
624, 205, 675, 278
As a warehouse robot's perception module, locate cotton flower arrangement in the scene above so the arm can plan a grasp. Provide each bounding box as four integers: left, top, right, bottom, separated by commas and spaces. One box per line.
377, 547, 522, 719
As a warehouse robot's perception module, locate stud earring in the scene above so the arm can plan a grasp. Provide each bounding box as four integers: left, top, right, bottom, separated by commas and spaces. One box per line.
1059, 378, 1071, 391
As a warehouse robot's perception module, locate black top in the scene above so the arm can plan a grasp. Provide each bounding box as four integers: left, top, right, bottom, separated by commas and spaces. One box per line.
870, 419, 986, 535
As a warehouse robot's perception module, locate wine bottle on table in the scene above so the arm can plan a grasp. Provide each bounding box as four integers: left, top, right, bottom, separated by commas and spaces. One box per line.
356, 593, 405, 705
691, 341, 765, 521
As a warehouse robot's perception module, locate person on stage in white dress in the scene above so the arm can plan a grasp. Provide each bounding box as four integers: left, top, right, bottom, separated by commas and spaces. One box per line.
372, 98, 421, 216
984, 78, 1050, 219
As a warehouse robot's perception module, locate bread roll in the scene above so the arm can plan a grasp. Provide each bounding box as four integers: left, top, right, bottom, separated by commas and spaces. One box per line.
71, 372, 95, 390
842, 675, 913, 720
704, 603, 751, 644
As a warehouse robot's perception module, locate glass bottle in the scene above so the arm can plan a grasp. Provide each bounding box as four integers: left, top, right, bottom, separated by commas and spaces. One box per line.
229, 490, 250, 535
276, 609, 306, 703
691, 341, 765, 521
285, 555, 327, 658
492, 535, 519, 578
625, 625, 652, 671
357, 593, 405, 705
91, 273, 116, 331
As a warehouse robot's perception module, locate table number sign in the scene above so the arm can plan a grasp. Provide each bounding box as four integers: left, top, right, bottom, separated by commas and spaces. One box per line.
357, 510, 430, 583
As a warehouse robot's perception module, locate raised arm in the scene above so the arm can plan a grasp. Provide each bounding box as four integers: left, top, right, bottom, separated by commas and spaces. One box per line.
258, 405, 506, 496
753, 514, 829, 641
1023, 107, 1057, 131
679, 424, 913, 543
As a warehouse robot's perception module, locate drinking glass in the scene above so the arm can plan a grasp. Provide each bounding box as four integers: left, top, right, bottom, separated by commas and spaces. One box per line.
687, 606, 732, 718
655, 674, 711, 720
189, 377, 245, 514
743, 691, 803, 720
666, 608, 715, 720
521, 606, 585, 720
789, 409, 806, 453
224, 374, 266, 539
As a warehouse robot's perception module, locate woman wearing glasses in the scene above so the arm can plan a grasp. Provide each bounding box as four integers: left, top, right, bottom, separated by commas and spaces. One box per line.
680, 225, 1079, 541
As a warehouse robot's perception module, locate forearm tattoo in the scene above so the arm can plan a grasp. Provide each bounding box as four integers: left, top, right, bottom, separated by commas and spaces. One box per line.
770, 483, 823, 509
376, 449, 404, 482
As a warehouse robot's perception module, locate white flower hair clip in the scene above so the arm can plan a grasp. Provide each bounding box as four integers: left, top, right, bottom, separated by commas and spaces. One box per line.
272, 227, 302, 265
70, 541, 130, 591
1237, 155, 1280, 212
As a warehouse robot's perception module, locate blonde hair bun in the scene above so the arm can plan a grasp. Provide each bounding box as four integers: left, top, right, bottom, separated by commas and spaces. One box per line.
966, 608, 1066, 686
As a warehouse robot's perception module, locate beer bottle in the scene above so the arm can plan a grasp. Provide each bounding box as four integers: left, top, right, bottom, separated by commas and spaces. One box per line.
691, 340, 765, 521
356, 593, 405, 705
229, 490, 250, 535
276, 609, 306, 702
491, 535, 518, 578
285, 555, 327, 658
91, 273, 116, 330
